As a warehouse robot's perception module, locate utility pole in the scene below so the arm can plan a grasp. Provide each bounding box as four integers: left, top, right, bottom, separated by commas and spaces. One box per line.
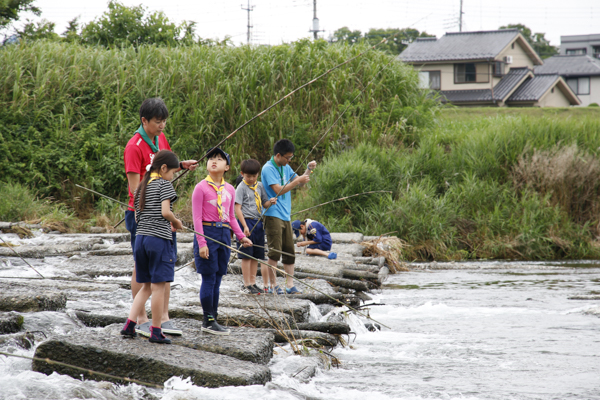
459, 0, 464, 32
309, 0, 323, 40
241, 0, 254, 44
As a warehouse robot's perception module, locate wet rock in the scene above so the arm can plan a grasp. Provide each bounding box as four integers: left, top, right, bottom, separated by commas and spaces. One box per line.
274, 355, 326, 383
0, 331, 35, 349
0, 243, 101, 258
0, 283, 67, 312
76, 311, 125, 328
0, 312, 24, 333
330, 232, 364, 244
32, 330, 271, 387
89, 227, 107, 234
283, 292, 360, 307
105, 319, 274, 365
168, 305, 294, 328
317, 304, 334, 316
266, 329, 338, 348
294, 272, 370, 292
294, 263, 343, 278
217, 295, 312, 323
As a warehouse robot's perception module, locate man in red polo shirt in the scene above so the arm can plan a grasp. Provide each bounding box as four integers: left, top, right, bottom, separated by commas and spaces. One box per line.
124, 97, 198, 337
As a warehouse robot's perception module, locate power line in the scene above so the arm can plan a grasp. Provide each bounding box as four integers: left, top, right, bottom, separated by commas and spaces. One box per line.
241, 0, 254, 44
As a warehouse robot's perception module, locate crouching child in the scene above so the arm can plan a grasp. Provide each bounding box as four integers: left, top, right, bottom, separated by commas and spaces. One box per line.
292, 219, 337, 259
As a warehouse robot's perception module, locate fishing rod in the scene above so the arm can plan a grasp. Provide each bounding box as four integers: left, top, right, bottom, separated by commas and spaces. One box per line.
291, 191, 393, 216
75, 184, 129, 208
171, 37, 389, 187
0, 236, 45, 278
183, 225, 390, 329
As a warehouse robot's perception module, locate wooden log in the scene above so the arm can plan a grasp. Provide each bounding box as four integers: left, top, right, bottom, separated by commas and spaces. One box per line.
355, 291, 373, 302
341, 269, 381, 281
293, 272, 370, 292
342, 263, 380, 272
284, 292, 360, 307
265, 329, 338, 347
293, 322, 350, 335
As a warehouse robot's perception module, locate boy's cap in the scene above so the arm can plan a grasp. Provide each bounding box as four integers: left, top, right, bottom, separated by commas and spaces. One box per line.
291, 220, 302, 238
205, 147, 230, 165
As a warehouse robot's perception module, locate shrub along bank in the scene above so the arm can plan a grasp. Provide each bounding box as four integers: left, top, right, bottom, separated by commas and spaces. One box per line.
0, 39, 434, 216
294, 110, 600, 261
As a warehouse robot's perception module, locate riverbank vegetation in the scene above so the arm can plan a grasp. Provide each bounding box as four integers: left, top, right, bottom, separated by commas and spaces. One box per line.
3, 38, 600, 260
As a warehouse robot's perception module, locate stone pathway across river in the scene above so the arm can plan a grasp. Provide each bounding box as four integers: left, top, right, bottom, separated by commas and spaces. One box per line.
0, 228, 389, 388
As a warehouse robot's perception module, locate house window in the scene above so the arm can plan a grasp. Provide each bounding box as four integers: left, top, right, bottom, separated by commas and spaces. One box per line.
567, 77, 591, 95
492, 61, 505, 77
566, 48, 587, 55
593, 46, 600, 59
455, 63, 477, 83
418, 71, 441, 90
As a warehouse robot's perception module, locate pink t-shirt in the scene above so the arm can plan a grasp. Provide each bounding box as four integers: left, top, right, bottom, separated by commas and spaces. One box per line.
192, 179, 245, 247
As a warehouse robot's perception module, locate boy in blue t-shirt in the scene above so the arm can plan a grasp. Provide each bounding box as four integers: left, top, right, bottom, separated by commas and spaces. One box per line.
261, 139, 316, 294
292, 219, 337, 259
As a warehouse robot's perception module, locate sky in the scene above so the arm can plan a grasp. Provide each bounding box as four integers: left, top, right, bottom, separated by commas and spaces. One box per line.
12, 0, 600, 46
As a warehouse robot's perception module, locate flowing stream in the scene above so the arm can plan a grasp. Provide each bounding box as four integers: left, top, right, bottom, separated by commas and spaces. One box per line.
1, 261, 599, 400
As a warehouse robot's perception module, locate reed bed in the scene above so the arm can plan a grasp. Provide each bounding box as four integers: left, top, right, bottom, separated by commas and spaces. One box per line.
0, 39, 434, 215
295, 112, 600, 261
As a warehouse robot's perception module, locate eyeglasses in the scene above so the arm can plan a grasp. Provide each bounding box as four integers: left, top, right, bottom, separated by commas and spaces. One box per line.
284, 155, 294, 161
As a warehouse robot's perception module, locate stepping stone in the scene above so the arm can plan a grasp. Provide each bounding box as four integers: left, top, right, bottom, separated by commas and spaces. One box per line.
0, 283, 66, 312
33, 328, 271, 387
168, 305, 294, 328
105, 319, 274, 365
330, 232, 364, 243
218, 295, 312, 323
0, 312, 24, 333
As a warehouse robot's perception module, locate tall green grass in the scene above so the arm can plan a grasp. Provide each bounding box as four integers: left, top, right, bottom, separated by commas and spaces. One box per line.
0, 39, 435, 212
294, 113, 600, 260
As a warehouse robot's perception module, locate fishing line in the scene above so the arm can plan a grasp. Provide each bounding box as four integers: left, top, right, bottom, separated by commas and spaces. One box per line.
0, 237, 45, 279
183, 226, 390, 329
291, 191, 393, 216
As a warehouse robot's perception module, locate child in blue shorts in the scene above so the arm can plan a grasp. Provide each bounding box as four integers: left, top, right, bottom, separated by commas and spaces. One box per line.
292, 219, 337, 260
121, 150, 183, 344
192, 147, 252, 335
234, 159, 277, 294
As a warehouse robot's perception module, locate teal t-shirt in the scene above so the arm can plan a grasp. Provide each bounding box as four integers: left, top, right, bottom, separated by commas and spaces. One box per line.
261, 160, 297, 221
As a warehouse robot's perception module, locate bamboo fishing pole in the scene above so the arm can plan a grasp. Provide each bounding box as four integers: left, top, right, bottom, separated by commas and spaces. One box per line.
183, 226, 390, 329
291, 191, 393, 216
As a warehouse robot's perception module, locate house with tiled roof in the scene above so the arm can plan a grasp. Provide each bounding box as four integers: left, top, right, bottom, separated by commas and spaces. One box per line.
534, 55, 600, 106
397, 29, 580, 107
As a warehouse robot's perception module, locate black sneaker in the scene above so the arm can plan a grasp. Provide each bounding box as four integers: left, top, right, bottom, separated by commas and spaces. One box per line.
148, 326, 171, 344
248, 285, 261, 295
240, 285, 252, 294
251, 284, 263, 294
202, 316, 230, 336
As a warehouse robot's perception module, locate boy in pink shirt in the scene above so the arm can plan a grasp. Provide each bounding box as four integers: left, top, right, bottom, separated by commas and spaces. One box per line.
192, 147, 251, 335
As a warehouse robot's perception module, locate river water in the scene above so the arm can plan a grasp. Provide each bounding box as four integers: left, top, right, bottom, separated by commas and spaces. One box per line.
1, 261, 599, 400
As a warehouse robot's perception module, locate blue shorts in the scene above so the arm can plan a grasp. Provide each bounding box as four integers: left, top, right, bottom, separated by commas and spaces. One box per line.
307, 240, 332, 252
126, 210, 177, 262
193, 225, 231, 276
237, 219, 265, 260
134, 235, 176, 283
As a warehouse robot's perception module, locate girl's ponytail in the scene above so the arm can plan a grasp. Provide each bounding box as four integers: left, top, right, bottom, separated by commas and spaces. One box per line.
134, 150, 179, 212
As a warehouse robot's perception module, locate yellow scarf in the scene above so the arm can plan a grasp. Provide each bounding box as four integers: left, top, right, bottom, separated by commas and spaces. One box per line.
205, 175, 226, 220
148, 172, 162, 185
243, 180, 262, 214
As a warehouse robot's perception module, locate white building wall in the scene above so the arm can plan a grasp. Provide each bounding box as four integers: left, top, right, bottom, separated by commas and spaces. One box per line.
575, 76, 600, 106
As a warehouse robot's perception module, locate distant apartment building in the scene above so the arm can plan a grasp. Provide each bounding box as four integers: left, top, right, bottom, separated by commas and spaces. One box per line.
560, 34, 600, 59
398, 29, 580, 107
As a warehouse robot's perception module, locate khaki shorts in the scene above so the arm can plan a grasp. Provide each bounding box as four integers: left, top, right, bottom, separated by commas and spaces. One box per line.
264, 216, 295, 265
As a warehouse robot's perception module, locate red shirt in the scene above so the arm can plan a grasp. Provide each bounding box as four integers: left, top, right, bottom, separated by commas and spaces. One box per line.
123, 132, 171, 210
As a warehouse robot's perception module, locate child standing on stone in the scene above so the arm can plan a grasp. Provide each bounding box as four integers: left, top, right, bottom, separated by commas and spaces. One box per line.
234, 159, 277, 294
192, 148, 252, 335
121, 150, 182, 344
292, 219, 337, 259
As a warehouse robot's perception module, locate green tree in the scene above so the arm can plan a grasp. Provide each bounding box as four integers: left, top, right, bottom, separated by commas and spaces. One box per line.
16, 18, 58, 40
331, 26, 362, 44
331, 26, 433, 55
62, 16, 80, 43
80, 1, 196, 47
0, 0, 39, 28
364, 28, 433, 55
500, 23, 558, 59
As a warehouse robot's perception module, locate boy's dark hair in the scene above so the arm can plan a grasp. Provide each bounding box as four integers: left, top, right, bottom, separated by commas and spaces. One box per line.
273, 139, 295, 156
135, 150, 179, 212
139, 98, 169, 123
240, 159, 261, 175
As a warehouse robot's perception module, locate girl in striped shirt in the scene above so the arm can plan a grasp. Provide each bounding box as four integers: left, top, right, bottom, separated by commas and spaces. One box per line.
121, 150, 182, 344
